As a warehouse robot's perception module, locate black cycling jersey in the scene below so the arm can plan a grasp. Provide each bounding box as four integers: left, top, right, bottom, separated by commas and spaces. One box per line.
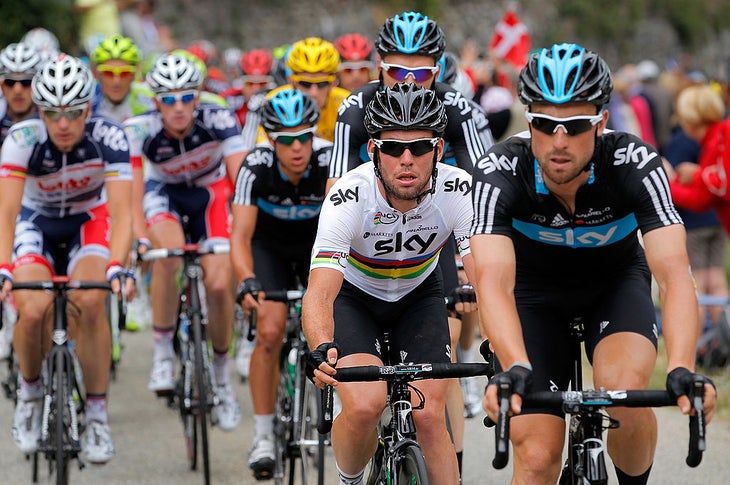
232, 138, 332, 246
471, 130, 683, 287
328, 81, 493, 178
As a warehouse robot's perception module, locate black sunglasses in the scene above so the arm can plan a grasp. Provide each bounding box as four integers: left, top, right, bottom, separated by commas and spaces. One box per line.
373, 138, 439, 157
3, 78, 32, 88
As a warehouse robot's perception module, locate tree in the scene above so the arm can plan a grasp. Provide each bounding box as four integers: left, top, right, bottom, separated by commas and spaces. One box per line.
0, 0, 77, 54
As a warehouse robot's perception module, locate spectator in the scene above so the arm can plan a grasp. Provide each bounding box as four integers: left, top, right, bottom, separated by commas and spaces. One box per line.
74, 1, 135, 53
636, 59, 674, 153
120, 0, 174, 58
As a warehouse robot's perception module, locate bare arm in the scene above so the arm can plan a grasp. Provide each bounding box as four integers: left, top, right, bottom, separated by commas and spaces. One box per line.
224, 151, 245, 186
0, 176, 24, 299
643, 224, 717, 419
131, 165, 147, 239
301, 267, 344, 385
229, 203, 259, 310
471, 233, 529, 415
106, 179, 134, 266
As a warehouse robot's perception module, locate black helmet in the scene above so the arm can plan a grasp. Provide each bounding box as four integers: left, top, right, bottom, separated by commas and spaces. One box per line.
260, 88, 319, 132
364, 82, 447, 137
375, 11, 445, 61
518, 43, 612, 107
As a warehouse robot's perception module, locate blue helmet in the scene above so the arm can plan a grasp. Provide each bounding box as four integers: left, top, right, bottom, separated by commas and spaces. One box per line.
375, 11, 445, 61
518, 43, 612, 107
260, 88, 319, 131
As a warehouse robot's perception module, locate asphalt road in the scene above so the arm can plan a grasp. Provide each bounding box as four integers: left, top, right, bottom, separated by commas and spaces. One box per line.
0, 329, 727, 484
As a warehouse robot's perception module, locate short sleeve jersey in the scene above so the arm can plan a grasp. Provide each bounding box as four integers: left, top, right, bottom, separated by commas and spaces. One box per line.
310, 163, 474, 301
327, 81, 494, 179
0, 116, 131, 217
470, 131, 683, 286
232, 137, 332, 245
124, 103, 244, 187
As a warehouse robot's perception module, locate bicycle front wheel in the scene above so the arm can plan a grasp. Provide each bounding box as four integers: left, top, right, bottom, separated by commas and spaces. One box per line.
191, 311, 211, 485
53, 351, 70, 485
394, 443, 429, 485
295, 379, 326, 485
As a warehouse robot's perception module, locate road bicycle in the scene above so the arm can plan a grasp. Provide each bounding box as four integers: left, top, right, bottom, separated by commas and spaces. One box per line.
246, 288, 328, 485
488, 318, 708, 484
320, 331, 492, 485
141, 242, 229, 485
11, 277, 113, 485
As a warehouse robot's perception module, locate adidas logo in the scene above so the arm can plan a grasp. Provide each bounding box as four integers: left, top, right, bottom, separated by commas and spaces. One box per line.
551, 213, 569, 227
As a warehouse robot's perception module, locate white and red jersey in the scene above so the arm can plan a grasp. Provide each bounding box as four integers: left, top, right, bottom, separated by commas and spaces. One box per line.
0, 116, 131, 218
124, 104, 244, 187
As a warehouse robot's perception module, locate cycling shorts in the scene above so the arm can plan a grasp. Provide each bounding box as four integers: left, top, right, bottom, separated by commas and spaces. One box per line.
13, 204, 111, 276
506, 266, 658, 417
144, 177, 231, 243
252, 239, 311, 291
333, 270, 451, 365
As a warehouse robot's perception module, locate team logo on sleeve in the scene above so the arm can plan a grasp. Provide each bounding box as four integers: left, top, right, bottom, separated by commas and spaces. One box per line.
329, 186, 359, 206
444, 177, 471, 194
11, 124, 41, 148
612, 142, 658, 169
476, 152, 518, 176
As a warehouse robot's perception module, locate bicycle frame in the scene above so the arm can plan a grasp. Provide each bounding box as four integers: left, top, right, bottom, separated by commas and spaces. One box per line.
141, 242, 228, 485
13, 277, 111, 485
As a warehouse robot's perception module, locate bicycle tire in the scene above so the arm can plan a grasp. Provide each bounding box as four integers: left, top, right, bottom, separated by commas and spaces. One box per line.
394, 443, 429, 485
191, 308, 211, 485
53, 350, 69, 485
295, 378, 326, 485
273, 354, 291, 485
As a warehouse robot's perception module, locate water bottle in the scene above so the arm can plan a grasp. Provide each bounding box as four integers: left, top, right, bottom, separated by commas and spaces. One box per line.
286, 347, 297, 396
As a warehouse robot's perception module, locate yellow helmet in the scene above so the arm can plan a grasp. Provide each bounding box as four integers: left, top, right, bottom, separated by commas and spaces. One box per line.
286, 37, 340, 75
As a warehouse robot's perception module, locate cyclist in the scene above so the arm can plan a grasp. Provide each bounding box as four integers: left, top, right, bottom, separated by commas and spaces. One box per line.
470, 43, 717, 485
20, 27, 60, 62
230, 87, 331, 479
0, 54, 134, 463
333, 33, 375, 92
124, 54, 244, 430
303, 82, 476, 485
326, 11, 493, 192
90, 34, 155, 124
0, 42, 43, 146
241, 37, 349, 151
220, 48, 275, 127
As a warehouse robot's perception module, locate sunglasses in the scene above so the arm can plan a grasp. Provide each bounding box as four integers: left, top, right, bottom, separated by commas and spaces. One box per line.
243, 75, 273, 87
42, 105, 87, 121
525, 111, 603, 136
292, 75, 335, 89
380, 62, 439, 83
269, 127, 316, 145
97, 64, 136, 79
373, 137, 439, 157
2, 78, 33, 88
339, 61, 372, 73
156, 90, 198, 106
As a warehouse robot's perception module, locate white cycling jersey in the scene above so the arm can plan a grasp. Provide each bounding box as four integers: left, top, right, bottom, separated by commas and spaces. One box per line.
310, 162, 473, 301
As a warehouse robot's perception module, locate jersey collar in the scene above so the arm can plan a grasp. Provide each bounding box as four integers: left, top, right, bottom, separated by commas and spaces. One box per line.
533, 159, 595, 194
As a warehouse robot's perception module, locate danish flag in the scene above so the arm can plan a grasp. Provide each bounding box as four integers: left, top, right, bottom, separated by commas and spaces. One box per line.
489, 8, 531, 70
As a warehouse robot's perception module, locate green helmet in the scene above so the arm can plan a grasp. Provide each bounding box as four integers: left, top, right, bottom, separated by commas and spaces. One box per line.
91, 34, 141, 66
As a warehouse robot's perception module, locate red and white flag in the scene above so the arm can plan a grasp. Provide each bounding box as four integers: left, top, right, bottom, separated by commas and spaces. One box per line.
489, 8, 531, 70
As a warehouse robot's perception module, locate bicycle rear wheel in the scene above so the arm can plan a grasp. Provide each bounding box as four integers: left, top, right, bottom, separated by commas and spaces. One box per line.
394, 443, 429, 485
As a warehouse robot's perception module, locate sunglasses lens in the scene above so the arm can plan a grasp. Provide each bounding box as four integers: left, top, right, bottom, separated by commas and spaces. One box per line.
158, 92, 196, 105
180, 93, 196, 103
43, 107, 85, 120
3, 78, 32, 87
378, 140, 435, 157
276, 133, 313, 145
159, 95, 176, 105
385, 66, 434, 83
530, 117, 593, 136
298, 80, 330, 89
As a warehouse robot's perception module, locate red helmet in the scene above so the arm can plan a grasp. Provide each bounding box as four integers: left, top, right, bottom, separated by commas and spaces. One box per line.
239, 49, 273, 77
334, 33, 374, 62
186, 40, 217, 65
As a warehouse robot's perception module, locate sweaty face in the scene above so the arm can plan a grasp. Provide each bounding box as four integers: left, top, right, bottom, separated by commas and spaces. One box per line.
370, 129, 443, 209
529, 103, 607, 189
41, 103, 89, 153
269, 125, 315, 182
1, 75, 35, 119
96, 59, 136, 105
155, 89, 199, 137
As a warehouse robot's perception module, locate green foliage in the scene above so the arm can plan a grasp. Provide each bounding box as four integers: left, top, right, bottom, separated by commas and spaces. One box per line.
0, 0, 77, 53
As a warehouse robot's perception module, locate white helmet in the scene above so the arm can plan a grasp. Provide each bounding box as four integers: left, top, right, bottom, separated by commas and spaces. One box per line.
0, 43, 43, 77
20, 27, 60, 61
31, 54, 94, 107
146, 54, 202, 93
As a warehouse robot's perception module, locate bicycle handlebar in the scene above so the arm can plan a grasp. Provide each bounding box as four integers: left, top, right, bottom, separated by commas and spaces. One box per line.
140, 242, 230, 261
12, 279, 112, 292
317, 362, 491, 435
486, 387, 707, 471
